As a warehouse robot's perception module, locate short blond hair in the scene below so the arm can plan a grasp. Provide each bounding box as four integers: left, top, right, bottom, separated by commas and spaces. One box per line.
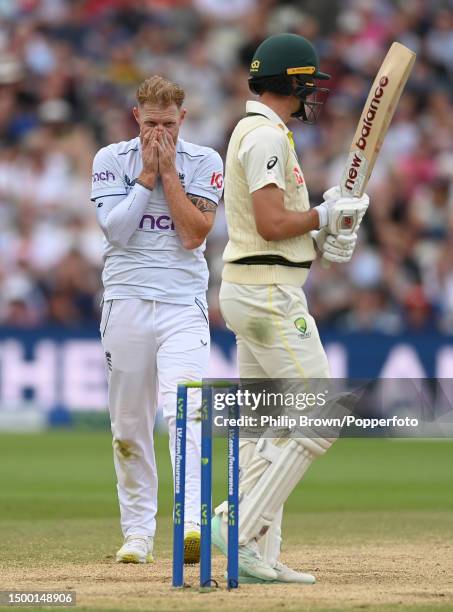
136, 75, 185, 108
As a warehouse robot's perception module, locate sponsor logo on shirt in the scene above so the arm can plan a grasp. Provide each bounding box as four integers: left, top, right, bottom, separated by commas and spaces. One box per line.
267, 156, 278, 169
139, 214, 175, 231
210, 171, 223, 189
293, 166, 304, 186
92, 170, 115, 183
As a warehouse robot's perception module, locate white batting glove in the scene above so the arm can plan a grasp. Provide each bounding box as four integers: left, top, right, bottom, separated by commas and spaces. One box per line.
311, 228, 358, 263
314, 186, 369, 235
323, 185, 342, 202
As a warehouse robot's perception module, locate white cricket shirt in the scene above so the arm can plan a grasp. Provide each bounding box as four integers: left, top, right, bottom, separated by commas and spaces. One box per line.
91, 136, 224, 304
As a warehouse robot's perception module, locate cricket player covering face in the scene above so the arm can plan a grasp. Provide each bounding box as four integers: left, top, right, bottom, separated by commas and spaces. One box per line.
211, 34, 369, 583
91, 76, 223, 564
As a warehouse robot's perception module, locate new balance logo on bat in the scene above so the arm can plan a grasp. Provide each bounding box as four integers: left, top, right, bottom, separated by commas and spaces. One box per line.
355, 76, 389, 151
343, 75, 390, 194
344, 152, 364, 193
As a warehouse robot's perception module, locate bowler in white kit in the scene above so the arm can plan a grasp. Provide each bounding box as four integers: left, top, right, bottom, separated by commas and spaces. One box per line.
91, 76, 223, 564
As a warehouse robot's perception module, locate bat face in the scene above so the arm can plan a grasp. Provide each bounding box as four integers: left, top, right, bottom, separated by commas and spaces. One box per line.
340, 42, 416, 198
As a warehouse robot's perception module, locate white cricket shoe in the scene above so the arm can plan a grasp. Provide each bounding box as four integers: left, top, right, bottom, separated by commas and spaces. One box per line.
225, 562, 316, 584
273, 561, 316, 584
226, 561, 315, 584
211, 514, 277, 581
116, 535, 154, 563
184, 521, 201, 565
238, 538, 278, 581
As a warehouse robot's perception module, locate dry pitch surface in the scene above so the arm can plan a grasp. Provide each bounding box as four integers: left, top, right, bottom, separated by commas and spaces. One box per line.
1, 513, 452, 611
1, 434, 452, 611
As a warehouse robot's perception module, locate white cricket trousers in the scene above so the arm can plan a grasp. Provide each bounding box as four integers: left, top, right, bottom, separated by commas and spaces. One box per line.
100, 298, 210, 538
219, 282, 330, 380
219, 281, 330, 565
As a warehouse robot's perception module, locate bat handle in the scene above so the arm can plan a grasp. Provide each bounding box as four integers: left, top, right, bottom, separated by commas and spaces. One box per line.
321, 256, 331, 269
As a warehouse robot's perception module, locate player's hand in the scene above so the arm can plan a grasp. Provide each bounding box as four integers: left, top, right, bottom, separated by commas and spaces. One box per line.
157, 129, 176, 176
314, 190, 369, 235
322, 185, 342, 202
311, 228, 357, 263
138, 127, 159, 189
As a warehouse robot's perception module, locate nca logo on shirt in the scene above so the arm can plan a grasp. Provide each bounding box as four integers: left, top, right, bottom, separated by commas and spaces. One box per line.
92, 170, 115, 183
139, 214, 175, 231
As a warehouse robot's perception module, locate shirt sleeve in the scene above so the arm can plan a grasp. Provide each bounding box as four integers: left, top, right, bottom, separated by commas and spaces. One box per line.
95, 185, 151, 249
186, 150, 224, 205
91, 146, 127, 201
238, 126, 288, 193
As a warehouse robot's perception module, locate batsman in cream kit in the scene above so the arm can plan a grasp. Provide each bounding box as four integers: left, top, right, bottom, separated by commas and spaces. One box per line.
211, 33, 370, 584
91, 76, 223, 565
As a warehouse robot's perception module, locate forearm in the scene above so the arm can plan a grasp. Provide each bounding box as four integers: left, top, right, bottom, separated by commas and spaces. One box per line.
259, 208, 320, 241
96, 184, 151, 248
160, 169, 210, 249
137, 170, 157, 191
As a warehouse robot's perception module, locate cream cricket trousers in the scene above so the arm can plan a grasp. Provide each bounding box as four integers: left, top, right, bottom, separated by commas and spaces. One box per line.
100, 298, 210, 538
219, 280, 329, 564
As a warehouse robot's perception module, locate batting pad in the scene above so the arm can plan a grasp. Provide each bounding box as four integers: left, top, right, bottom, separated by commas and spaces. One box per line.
238, 433, 333, 545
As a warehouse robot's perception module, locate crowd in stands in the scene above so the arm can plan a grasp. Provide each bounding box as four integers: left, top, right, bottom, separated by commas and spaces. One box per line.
0, 0, 452, 333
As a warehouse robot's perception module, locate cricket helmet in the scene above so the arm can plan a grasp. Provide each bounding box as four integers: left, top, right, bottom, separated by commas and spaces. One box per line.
248, 33, 331, 124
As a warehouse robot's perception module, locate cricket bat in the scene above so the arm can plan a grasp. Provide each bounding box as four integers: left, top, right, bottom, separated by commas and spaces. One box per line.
340, 42, 416, 198
322, 42, 416, 265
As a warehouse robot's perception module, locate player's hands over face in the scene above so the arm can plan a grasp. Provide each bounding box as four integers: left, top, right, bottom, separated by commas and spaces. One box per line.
141, 127, 160, 178
157, 129, 176, 176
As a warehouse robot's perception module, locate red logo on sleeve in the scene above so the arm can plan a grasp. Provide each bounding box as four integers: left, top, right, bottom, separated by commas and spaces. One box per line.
293, 166, 304, 186
210, 171, 224, 189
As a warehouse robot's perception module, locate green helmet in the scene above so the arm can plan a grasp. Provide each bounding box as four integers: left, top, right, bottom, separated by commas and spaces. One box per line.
248, 33, 330, 124
249, 33, 330, 81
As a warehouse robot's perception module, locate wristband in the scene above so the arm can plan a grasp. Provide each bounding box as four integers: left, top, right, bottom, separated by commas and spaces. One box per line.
313, 203, 328, 229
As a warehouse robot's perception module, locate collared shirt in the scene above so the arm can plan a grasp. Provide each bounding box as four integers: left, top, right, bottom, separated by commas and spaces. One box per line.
238, 100, 293, 193
91, 136, 223, 304
221, 99, 315, 282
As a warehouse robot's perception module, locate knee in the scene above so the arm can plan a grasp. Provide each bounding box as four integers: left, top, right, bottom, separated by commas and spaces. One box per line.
239, 438, 257, 468
113, 437, 139, 459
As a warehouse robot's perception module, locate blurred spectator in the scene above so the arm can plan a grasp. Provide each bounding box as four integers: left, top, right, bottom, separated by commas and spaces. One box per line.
339, 286, 402, 334
0, 0, 451, 335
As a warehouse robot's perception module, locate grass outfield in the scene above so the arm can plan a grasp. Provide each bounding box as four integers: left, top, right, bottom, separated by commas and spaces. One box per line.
0, 432, 452, 611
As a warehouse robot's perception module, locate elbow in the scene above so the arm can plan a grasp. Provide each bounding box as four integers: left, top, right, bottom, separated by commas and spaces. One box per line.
110, 237, 128, 249
181, 225, 209, 250
255, 213, 286, 241
258, 229, 275, 241
182, 236, 205, 250
257, 225, 281, 241
103, 226, 129, 249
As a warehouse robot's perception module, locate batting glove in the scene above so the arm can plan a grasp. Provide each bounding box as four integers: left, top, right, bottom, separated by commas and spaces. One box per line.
311, 228, 358, 263
314, 186, 369, 235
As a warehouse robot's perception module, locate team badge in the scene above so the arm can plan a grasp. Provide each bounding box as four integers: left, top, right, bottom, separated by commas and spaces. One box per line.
294, 317, 311, 339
